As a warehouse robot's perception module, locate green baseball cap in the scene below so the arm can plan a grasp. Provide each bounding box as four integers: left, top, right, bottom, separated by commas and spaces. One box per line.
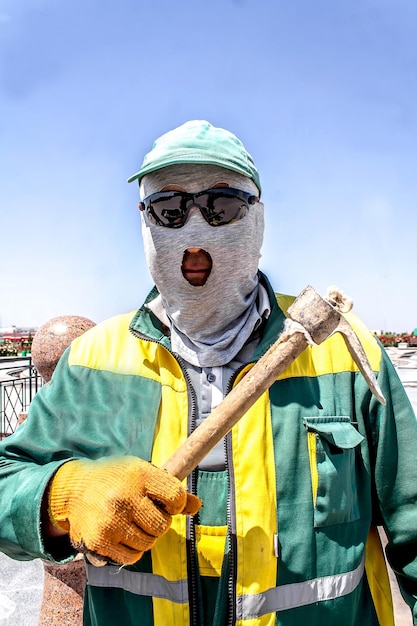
127, 120, 261, 194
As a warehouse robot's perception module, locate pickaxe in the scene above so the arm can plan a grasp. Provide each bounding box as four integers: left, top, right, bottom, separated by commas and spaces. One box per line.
88, 285, 385, 566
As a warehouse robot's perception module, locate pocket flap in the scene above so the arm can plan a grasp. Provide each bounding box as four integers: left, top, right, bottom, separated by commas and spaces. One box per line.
195, 525, 227, 577
303, 416, 364, 449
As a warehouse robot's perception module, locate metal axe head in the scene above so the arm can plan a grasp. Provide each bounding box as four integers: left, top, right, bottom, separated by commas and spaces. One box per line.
287, 286, 386, 405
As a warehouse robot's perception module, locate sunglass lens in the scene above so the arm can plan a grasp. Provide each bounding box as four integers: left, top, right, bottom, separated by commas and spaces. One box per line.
148, 195, 187, 228
204, 192, 249, 226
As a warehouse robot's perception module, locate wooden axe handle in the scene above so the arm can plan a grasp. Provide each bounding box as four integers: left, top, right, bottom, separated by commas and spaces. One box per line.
163, 330, 308, 480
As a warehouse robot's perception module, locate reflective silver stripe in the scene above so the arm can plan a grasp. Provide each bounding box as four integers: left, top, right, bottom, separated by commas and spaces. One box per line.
237, 556, 365, 620
86, 564, 189, 604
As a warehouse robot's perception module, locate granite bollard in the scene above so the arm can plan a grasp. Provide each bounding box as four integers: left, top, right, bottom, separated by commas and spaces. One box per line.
29, 315, 96, 625
31, 315, 96, 383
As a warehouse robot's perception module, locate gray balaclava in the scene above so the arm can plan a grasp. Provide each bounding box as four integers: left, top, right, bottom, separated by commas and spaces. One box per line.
140, 163, 265, 367
128, 120, 266, 366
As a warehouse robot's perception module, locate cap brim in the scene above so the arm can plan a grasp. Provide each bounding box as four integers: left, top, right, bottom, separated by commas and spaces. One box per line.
127, 158, 257, 188
127, 172, 140, 184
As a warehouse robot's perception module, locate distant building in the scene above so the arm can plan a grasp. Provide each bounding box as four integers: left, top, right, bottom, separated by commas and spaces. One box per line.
0, 326, 37, 356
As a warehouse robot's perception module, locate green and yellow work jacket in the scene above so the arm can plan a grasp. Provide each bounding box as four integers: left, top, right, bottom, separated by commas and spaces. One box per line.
0, 274, 417, 626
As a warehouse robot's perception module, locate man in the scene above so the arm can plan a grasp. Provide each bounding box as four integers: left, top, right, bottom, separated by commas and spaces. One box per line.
0, 120, 417, 626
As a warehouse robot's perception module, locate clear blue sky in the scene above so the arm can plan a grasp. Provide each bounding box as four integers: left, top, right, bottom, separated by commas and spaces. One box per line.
1, 0, 416, 333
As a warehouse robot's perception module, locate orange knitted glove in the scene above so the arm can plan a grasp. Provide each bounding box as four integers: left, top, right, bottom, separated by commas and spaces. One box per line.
48, 456, 201, 565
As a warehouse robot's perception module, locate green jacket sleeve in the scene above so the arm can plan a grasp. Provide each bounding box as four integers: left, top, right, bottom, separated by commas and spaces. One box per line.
370, 348, 417, 622
0, 347, 90, 562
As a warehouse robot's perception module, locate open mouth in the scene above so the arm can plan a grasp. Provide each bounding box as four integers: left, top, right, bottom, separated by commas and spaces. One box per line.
181, 249, 213, 286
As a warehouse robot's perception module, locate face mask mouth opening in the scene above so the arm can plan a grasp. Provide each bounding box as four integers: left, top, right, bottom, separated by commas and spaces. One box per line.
181, 249, 213, 286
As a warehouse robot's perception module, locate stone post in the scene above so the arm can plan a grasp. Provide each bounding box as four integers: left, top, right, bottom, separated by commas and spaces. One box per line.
29, 315, 96, 625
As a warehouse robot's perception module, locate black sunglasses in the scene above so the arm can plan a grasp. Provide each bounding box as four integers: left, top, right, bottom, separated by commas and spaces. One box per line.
139, 187, 258, 228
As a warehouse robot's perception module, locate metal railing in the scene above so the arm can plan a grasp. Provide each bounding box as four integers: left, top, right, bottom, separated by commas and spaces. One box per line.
0, 356, 43, 439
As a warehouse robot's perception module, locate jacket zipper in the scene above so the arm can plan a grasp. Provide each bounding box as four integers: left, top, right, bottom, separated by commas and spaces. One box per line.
225, 430, 237, 626
224, 364, 250, 626
178, 354, 200, 626
129, 328, 200, 626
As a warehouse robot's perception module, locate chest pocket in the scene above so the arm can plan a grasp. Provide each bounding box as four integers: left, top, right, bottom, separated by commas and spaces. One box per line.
304, 416, 364, 528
